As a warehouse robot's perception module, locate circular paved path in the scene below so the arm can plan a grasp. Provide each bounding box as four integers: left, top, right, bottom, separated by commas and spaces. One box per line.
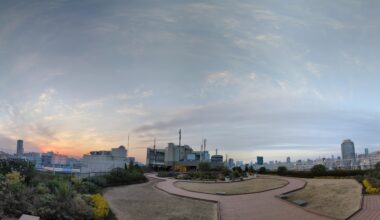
147, 174, 331, 220
350, 195, 380, 220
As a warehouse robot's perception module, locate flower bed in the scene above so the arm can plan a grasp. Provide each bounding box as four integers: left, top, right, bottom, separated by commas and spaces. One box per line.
362, 179, 380, 194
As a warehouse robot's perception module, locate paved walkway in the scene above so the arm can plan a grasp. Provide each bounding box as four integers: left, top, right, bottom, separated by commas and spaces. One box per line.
147, 174, 331, 220
350, 195, 380, 220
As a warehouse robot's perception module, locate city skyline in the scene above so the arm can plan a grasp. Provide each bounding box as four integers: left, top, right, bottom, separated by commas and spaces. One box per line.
2, 1, 380, 163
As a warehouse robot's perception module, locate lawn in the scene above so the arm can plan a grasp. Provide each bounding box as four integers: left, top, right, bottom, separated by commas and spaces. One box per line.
104, 178, 217, 220
174, 177, 288, 195
285, 178, 362, 220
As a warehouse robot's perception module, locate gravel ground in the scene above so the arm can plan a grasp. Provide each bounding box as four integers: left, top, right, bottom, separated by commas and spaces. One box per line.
103, 178, 217, 220
286, 178, 362, 220
174, 177, 288, 195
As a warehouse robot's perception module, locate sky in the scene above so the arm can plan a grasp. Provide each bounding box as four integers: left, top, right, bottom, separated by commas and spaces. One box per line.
1, 0, 380, 163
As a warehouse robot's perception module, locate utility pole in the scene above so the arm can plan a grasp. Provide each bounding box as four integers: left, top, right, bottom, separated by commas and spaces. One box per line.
128, 134, 130, 153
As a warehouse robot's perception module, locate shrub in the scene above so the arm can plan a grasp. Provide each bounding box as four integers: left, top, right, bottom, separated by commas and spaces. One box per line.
35, 183, 50, 194
90, 194, 109, 219
363, 179, 380, 194
310, 164, 326, 176
75, 180, 100, 194
157, 171, 176, 178
248, 166, 255, 174
6, 171, 24, 185
87, 176, 108, 188
105, 168, 147, 187
0, 159, 35, 184
277, 166, 287, 175
258, 167, 266, 174
198, 162, 211, 172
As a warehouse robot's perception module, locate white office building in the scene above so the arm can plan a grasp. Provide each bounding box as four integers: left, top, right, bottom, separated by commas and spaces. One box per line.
81, 146, 129, 173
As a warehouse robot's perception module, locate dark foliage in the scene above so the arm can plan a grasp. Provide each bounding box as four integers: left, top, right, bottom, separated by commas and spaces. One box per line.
0, 159, 35, 184
86, 165, 147, 188
277, 166, 287, 175
198, 162, 211, 172
258, 167, 266, 174
310, 164, 327, 176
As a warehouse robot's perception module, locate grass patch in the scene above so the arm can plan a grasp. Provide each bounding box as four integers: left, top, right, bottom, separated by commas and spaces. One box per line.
285, 178, 362, 220
174, 177, 288, 195
104, 178, 217, 220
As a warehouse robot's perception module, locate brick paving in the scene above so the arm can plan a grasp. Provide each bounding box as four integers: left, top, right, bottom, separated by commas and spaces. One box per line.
350, 195, 380, 220
147, 174, 331, 220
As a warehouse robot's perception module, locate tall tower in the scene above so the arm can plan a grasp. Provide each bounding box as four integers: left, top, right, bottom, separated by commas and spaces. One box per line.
17, 140, 24, 156
341, 139, 355, 160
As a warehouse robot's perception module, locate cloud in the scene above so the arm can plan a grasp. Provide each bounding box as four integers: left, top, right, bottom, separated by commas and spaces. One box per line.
116, 104, 150, 117
206, 71, 235, 86
78, 89, 153, 109
305, 62, 321, 77
255, 34, 282, 46
249, 72, 257, 81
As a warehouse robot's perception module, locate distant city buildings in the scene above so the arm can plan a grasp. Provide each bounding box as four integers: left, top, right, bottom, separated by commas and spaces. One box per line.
146, 142, 214, 171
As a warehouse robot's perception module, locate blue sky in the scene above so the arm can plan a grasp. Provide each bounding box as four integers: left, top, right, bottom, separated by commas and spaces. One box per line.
1, 0, 380, 162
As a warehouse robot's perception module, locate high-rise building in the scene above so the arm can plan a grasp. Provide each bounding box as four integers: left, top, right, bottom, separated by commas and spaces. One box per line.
341, 139, 355, 160
17, 140, 24, 156
286, 157, 291, 163
228, 158, 235, 168
365, 148, 369, 157
257, 156, 264, 165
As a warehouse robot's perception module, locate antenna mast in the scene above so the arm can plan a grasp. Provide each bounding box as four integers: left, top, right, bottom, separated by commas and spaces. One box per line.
179, 129, 182, 147
153, 137, 156, 167
128, 134, 130, 152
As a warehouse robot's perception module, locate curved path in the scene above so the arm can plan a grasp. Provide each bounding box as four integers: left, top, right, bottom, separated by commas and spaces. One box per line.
147, 174, 331, 220
350, 195, 380, 220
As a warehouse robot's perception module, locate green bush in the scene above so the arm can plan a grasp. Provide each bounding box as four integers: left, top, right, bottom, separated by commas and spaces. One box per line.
277, 166, 287, 175
75, 181, 100, 194
0, 159, 35, 185
198, 162, 211, 172
258, 167, 266, 174
310, 164, 326, 176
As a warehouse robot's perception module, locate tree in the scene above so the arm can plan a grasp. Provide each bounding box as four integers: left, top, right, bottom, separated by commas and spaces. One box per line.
277, 166, 287, 175
258, 167, 266, 174
311, 164, 326, 176
244, 164, 249, 173
375, 162, 380, 171
248, 165, 255, 174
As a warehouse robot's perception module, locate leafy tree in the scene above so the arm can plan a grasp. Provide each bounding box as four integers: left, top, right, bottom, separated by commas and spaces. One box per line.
248, 165, 255, 174
244, 164, 249, 173
311, 164, 326, 176
128, 160, 134, 170
277, 166, 287, 175
375, 162, 380, 171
